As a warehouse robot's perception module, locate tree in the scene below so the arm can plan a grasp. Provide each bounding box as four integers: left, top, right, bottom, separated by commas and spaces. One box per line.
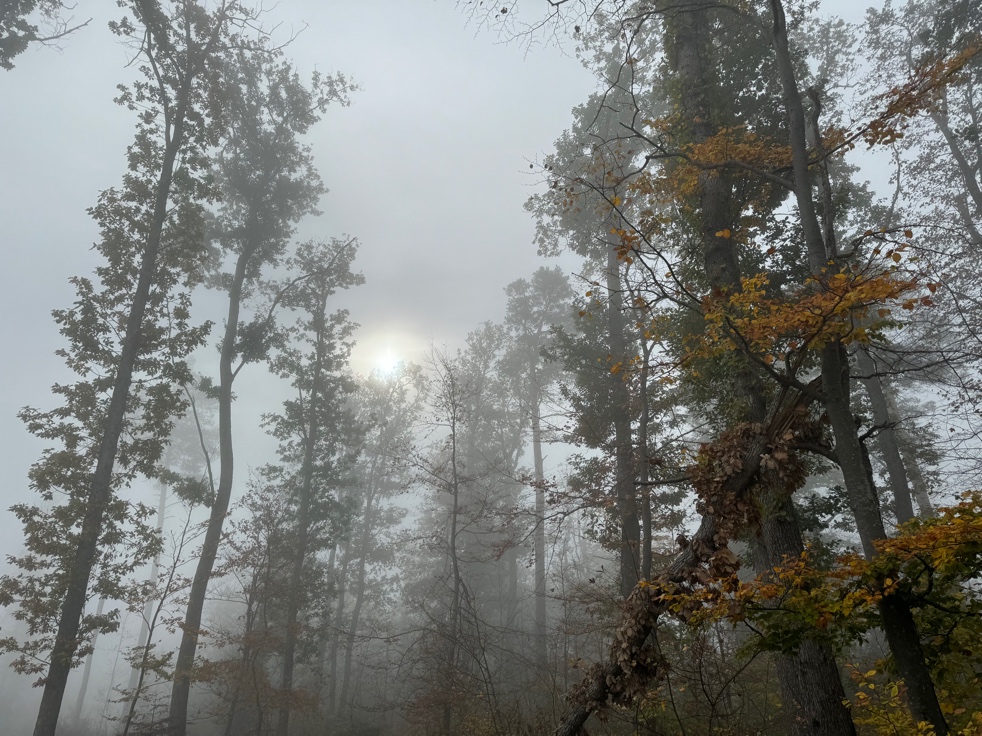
265, 237, 363, 736
661, 4, 857, 731
521, 6, 855, 731
199, 476, 296, 736
863, 0, 982, 495
0, 3, 251, 734
412, 346, 473, 736
768, 1, 948, 727
118, 388, 217, 736
399, 330, 522, 733
528, 93, 650, 603
167, 41, 352, 735
179, 235, 362, 734
498, 1, 964, 732
334, 365, 422, 727
503, 266, 574, 675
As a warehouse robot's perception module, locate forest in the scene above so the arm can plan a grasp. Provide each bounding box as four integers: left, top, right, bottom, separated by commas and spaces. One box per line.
0, 0, 981, 735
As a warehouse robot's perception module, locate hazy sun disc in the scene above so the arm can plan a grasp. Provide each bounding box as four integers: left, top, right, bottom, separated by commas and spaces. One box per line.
376, 351, 401, 375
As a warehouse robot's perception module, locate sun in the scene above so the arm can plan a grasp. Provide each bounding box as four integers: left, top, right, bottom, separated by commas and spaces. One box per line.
352, 330, 419, 378
375, 350, 401, 376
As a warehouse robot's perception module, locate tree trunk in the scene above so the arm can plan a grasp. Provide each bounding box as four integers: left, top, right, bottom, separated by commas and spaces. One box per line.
670, 4, 855, 734
768, 1, 948, 730
338, 491, 377, 716
70, 597, 105, 724
930, 101, 982, 214
315, 543, 338, 696
606, 249, 640, 597
276, 289, 330, 736
637, 336, 653, 581
442, 417, 464, 736
325, 539, 351, 719
754, 506, 857, 736
822, 343, 947, 731
885, 387, 936, 518
856, 347, 915, 523
169, 239, 256, 736
531, 403, 549, 673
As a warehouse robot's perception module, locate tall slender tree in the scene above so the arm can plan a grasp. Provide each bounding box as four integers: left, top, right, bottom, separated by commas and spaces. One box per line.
167, 42, 351, 735
334, 366, 422, 725
769, 0, 947, 728
0, 4, 256, 734
503, 266, 574, 675
266, 237, 363, 736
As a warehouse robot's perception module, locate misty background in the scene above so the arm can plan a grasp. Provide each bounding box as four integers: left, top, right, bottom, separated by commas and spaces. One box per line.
1, 1, 936, 735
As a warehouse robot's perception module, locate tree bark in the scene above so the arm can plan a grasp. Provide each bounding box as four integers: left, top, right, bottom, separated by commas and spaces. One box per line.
531, 403, 549, 674
606, 249, 641, 596
637, 335, 653, 580
856, 347, 915, 523
669, 5, 855, 735
169, 235, 256, 736
768, 1, 948, 730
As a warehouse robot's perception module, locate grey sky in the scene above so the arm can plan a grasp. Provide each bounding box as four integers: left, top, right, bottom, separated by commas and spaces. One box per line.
0, 0, 598, 542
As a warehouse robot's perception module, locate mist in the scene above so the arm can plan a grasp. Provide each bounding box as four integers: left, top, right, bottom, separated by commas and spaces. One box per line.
2, 1, 982, 736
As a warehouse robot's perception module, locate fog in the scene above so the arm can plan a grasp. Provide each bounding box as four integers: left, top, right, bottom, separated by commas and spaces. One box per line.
2, 0, 981, 735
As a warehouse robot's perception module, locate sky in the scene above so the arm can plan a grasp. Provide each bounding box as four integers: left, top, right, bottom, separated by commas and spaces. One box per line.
0, 0, 874, 726
0, 0, 599, 541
